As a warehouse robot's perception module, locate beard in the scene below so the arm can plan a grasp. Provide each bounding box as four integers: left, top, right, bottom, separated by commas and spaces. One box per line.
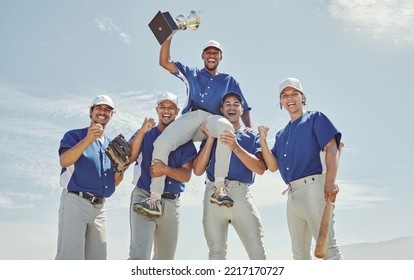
204, 62, 218, 72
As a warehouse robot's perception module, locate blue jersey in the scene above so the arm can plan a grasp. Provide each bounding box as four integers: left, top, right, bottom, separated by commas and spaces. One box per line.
271, 111, 342, 184
173, 61, 250, 115
200, 130, 262, 184
130, 126, 197, 194
59, 127, 116, 197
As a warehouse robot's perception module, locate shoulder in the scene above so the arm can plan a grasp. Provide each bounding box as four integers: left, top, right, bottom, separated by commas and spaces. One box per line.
305, 111, 332, 123
63, 127, 87, 138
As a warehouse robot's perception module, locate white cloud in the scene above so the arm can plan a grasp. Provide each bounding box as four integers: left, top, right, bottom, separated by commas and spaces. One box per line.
0, 191, 44, 209
94, 15, 131, 44
329, 0, 414, 44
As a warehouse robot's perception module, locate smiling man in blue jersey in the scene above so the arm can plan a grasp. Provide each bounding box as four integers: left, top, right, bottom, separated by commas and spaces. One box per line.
134, 36, 252, 217
193, 92, 267, 260
258, 77, 344, 260
128, 92, 197, 260
56, 95, 124, 260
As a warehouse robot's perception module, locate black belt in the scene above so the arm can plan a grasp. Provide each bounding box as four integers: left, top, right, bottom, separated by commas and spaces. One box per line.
161, 192, 180, 200
190, 106, 208, 112
69, 191, 105, 205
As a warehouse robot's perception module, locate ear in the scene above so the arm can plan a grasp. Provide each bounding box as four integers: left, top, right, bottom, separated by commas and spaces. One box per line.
301, 93, 307, 105
220, 106, 224, 114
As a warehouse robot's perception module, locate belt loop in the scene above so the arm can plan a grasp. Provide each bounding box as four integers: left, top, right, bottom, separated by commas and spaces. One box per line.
282, 184, 292, 195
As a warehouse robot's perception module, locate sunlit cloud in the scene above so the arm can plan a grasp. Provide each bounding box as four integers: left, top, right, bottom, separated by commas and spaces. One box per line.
329, 0, 414, 44
0, 191, 45, 209
94, 15, 131, 44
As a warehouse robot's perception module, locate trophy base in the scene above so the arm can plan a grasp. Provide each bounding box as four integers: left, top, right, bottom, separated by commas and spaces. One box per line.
149, 11, 179, 45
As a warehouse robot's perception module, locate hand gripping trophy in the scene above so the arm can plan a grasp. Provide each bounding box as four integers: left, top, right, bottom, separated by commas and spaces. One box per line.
149, 10, 202, 44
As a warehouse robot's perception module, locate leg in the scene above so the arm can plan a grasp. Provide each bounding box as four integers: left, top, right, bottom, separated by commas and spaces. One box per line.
153, 198, 180, 260
150, 111, 210, 195
205, 115, 234, 179
128, 188, 157, 260
287, 190, 312, 260
202, 182, 230, 260
55, 190, 90, 260
303, 181, 343, 260
229, 182, 266, 260
85, 205, 107, 260
205, 115, 235, 207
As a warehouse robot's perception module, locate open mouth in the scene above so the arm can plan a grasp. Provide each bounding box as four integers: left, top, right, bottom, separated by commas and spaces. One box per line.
161, 113, 172, 120
207, 58, 216, 64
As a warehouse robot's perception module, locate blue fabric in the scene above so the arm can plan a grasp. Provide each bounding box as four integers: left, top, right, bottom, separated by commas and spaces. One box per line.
59, 127, 116, 197
173, 61, 250, 114
129, 126, 197, 194
201, 130, 261, 184
271, 111, 342, 184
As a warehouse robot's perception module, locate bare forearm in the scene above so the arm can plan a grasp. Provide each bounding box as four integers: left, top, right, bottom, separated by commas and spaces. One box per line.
259, 138, 278, 172
129, 130, 146, 162
159, 39, 177, 73
60, 137, 93, 167
164, 166, 192, 182
325, 145, 339, 186
114, 171, 123, 186
233, 146, 266, 175
193, 138, 214, 176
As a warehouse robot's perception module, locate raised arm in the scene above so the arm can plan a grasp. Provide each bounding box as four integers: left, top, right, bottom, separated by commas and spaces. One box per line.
193, 123, 215, 176
59, 123, 103, 168
258, 125, 278, 172
129, 118, 155, 163
159, 38, 179, 74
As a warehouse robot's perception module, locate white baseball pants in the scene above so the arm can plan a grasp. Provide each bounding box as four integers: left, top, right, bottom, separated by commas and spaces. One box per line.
203, 181, 266, 260
128, 187, 180, 260
55, 189, 107, 260
286, 174, 343, 260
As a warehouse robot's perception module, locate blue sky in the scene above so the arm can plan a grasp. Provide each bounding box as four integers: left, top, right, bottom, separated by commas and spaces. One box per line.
0, 0, 413, 260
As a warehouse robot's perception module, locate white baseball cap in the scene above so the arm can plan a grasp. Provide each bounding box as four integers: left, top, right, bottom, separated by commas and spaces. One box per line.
91, 94, 114, 109
157, 92, 178, 107
202, 40, 222, 52
279, 77, 304, 96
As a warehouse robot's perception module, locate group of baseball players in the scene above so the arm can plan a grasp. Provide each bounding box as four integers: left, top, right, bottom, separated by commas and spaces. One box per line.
56, 32, 344, 260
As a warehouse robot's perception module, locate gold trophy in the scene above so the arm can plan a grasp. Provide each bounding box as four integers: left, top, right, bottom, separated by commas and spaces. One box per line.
149, 10, 202, 45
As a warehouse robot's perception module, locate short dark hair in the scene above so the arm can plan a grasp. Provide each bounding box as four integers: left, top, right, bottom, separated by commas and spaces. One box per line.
221, 92, 243, 106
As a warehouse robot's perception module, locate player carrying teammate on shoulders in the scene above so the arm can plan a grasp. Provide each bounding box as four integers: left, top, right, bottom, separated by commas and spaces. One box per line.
128, 92, 197, 260
134, 36, 252, 217
193, 92, 267, 260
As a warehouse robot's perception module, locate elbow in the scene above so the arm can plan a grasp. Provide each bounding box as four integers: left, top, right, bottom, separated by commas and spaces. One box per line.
182, 171, 193, 182
256, 168, 266, 175
268, 165, 278, 173
59, 157, 69, 168
193, 168, 204, 177
159, 59, 165, 68
159, 59, 169, 70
